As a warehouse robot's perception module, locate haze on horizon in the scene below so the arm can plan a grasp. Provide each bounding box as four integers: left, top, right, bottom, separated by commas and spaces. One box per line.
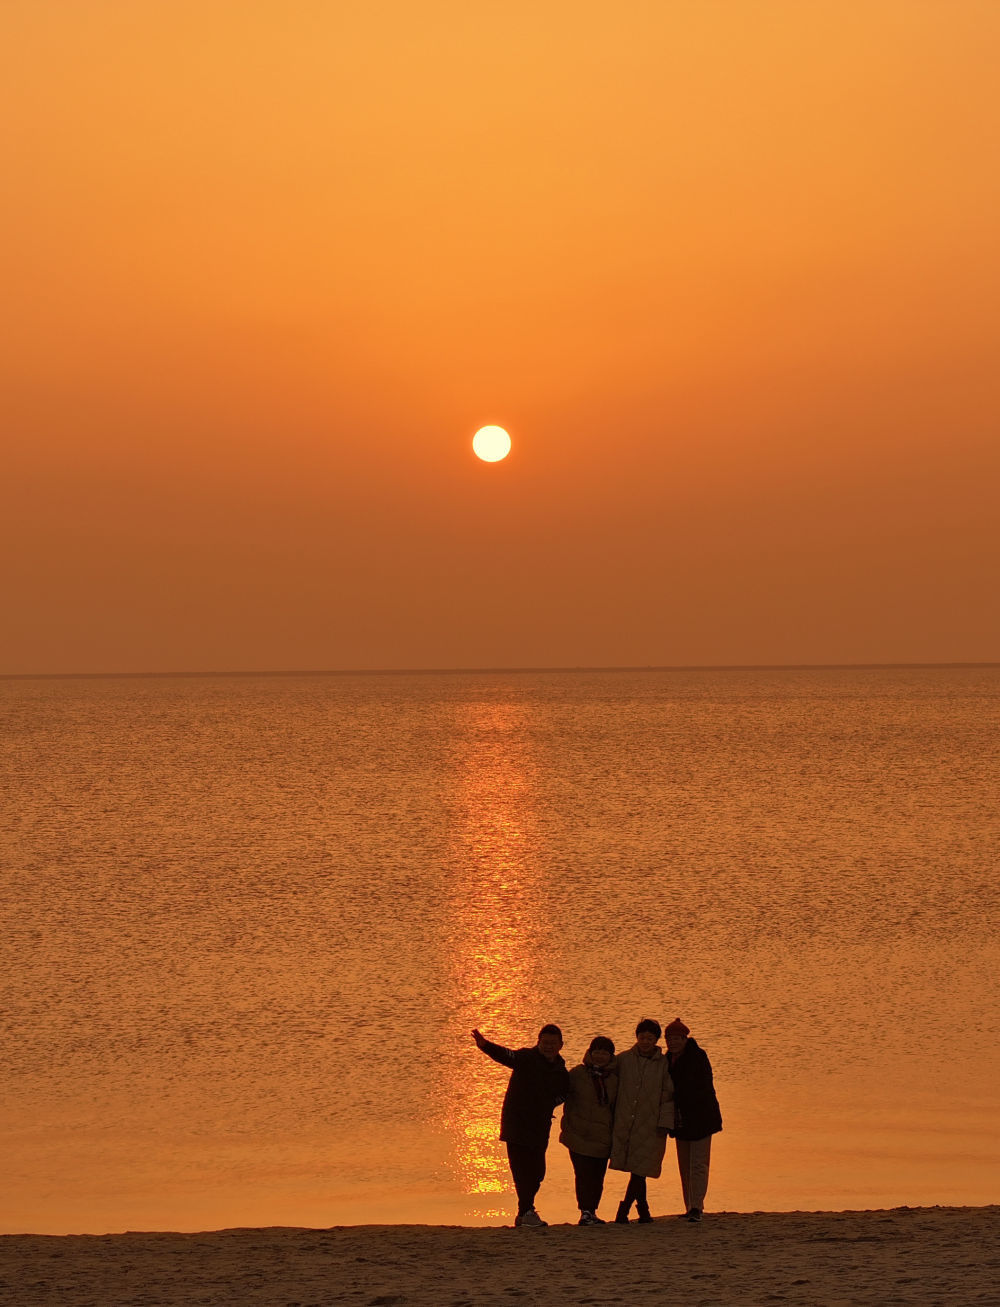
3, 1, 998, 676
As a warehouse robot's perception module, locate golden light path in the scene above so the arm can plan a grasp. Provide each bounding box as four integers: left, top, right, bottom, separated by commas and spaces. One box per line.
472, 426, 512, 462
442, 700, 542, 1217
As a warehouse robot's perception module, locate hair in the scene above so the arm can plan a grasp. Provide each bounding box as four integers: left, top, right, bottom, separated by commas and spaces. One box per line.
635, 1018, 662, 1038
538, 1023, 563, 1041
589, 1035, 615, 1055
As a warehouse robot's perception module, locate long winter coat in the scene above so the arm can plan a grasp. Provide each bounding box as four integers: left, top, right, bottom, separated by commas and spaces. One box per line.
558, 1052, 619, 1159
667, 1037, 723, 1141
609, 1045, 674, 1178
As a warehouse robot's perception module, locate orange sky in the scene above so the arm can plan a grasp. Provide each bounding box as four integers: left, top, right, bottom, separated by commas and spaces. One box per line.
3, 1, 998, 673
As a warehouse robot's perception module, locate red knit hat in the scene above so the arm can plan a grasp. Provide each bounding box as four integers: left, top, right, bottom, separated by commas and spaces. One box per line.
665, 1017, 690, 1037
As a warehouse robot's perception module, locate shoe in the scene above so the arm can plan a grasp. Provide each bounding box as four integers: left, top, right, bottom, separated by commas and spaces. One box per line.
636, 1201, 653, 1224
686, 1208, 702, 1223
517, 1208, 547, 1227
578, 1210, 601, 1226
615, 1201, 631, 1225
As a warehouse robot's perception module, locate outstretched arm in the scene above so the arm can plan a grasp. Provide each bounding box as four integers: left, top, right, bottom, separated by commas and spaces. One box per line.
471, 1028, 516, 1068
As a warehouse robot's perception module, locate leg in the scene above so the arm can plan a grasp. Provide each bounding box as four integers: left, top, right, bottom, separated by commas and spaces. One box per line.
526, 1144, 547, 1210
626, 1172, 652, 1222
686, 1136, 712, 1214
569, 1151, 590, 1210
590, 1156, 610, 1215
675, 1138, 691, 1212
616, 1171, 638, 1223
617, 1170, 649, 1222
572, 1154, 608, 1214
506, 1142, 547, 1215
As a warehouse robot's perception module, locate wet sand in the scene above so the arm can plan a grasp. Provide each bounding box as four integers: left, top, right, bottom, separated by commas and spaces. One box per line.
2, 1206, 998, 1306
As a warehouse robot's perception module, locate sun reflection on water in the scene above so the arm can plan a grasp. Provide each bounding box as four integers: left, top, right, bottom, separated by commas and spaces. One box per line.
438, 701, 547, 1215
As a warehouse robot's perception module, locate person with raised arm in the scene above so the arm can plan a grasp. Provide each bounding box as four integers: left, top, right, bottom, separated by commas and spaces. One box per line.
471, 1024, 571, 1227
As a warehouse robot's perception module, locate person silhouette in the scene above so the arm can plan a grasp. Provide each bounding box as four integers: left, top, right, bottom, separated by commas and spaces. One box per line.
472, 1024, 570, 1227
664, 1016, 723, 1222
558, 1035, 618, 1225
610, 1018, 674, 1223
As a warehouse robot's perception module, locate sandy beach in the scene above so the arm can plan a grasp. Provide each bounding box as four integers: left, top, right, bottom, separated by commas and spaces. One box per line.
2, 1206, 997, 1307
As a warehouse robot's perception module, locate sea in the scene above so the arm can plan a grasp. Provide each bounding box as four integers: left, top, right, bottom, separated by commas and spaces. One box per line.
2, 666, 997, 1235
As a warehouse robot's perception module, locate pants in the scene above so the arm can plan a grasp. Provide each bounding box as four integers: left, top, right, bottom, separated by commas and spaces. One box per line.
622, 1173, 648, 1206
505, 1142, 547, 1214
675, 1135, 712, 1212
569, 1152, 609, 1212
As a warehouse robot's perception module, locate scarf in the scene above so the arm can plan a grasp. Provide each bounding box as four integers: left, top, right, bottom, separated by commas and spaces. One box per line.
587, 1065, 610, 1108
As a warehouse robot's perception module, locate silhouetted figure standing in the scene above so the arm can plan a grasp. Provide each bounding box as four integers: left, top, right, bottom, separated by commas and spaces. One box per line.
665, 1016, 723, 1222
472, 1024, 571, 1227
558, 1035, 619, 1225
610, 1018, 674, 1222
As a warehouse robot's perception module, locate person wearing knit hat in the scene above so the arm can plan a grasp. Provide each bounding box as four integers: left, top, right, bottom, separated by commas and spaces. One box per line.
664, 1017, 723, 1223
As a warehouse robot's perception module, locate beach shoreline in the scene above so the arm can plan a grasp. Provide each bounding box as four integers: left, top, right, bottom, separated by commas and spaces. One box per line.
2, 1205, 997, 1306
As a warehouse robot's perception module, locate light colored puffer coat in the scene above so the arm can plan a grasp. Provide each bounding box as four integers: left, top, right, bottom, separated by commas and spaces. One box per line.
558, 1052, 619, 1158
609, 1045, 675, 1178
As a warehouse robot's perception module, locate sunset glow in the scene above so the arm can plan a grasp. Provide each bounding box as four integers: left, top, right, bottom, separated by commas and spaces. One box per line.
2, 1, 998, 1264
1, 2, 997, 673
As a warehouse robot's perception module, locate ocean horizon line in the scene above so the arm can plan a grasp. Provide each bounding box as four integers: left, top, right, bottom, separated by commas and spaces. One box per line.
2, 661, 998, 682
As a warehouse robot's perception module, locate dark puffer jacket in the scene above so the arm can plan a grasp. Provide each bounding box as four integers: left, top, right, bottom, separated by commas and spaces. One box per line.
478, 1039, 571, 1148
667, 1037, 723, 1141
558, 1051, 619, 1158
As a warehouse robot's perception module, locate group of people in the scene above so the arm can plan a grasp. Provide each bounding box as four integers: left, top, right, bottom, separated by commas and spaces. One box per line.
472, 1017, 722, 1228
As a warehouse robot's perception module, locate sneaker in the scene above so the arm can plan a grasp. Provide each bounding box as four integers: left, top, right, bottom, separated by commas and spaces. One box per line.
687, 1208, 702, 1223
517, 1208, 547, 1227
578, 1210, 600, 1226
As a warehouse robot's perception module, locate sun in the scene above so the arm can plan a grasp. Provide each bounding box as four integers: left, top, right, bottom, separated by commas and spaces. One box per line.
472, 425, 512, 462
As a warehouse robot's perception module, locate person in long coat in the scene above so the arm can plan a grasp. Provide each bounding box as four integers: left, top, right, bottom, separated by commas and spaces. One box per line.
558, 1036, 618, 1225
664, 1016, 723, 1222
609, 1018, 674, 1222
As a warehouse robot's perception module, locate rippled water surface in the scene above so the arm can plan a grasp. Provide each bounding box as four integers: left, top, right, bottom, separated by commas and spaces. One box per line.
2, 667, 998, 1233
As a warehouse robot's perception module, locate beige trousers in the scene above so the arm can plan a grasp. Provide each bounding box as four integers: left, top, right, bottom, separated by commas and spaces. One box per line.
675, 1136, 712, 1213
